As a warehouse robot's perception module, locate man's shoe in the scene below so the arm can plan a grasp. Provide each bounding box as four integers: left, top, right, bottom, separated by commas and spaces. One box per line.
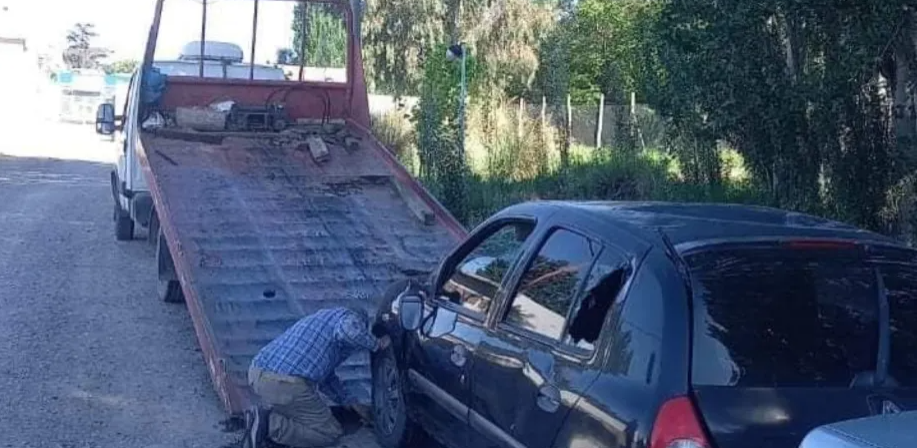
249, 406, 270, 448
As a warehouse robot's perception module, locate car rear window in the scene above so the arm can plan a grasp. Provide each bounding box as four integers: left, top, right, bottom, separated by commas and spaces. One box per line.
687, 246, 917, 388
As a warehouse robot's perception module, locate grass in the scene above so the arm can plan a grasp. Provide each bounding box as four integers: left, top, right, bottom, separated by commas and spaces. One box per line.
371, 108, 769, 227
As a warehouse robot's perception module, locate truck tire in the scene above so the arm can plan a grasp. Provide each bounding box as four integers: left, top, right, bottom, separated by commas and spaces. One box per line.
148, 208, 160, 247
159, 279, 184, 304
114, 203, 134, 241
372, 346, 419, 448
156, 230, 185, 303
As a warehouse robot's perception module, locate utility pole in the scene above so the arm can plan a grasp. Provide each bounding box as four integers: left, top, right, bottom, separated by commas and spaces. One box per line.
447, 43, 466, 158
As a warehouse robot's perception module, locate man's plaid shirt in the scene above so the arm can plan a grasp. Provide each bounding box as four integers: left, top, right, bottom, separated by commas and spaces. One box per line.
252, 307, 377, 404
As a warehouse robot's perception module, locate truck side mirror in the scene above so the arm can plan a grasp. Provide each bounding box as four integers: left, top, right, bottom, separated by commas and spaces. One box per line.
95, 103, 116, 135
398, 293, 424, 331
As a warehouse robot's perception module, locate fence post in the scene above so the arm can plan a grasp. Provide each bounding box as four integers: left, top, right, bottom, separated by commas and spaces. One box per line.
540, 96, 547, 138
631, 91, 647, 151
518, 97, 525, 140
563, 94, 572, 166
595, 93, 604, 149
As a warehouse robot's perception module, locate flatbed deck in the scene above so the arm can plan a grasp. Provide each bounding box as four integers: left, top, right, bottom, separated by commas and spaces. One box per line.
138, 124, 462, 413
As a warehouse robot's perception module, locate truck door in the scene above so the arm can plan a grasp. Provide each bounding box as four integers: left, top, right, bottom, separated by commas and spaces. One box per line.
116, 70, 141, 210
405, 219, 536, 448
469, 228, 631, 448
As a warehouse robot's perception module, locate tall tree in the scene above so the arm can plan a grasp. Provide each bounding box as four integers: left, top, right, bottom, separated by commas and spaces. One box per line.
651, 0, 905, 226
63, 23, 109, 69
291, 3, 347, 68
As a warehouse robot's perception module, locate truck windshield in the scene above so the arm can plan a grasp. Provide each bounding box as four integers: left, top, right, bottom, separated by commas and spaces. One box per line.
686, 245, 917, 388
154, 0, 347, 82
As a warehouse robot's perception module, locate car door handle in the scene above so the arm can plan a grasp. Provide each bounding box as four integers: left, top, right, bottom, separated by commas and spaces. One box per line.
450, 345, 467, 367
536, 384, 561, 413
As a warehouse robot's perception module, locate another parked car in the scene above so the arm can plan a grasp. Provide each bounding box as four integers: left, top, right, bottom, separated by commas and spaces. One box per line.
370, 201, 917, 448
799, 411, 917, 448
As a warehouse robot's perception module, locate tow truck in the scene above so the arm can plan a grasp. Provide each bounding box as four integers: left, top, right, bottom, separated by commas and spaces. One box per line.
94, 0, 464, 416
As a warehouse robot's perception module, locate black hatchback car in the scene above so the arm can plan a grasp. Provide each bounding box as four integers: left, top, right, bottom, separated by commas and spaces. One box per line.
369, 201, 917, 448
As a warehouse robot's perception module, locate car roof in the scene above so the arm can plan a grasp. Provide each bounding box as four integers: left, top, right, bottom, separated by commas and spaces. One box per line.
500, 200, 905, 252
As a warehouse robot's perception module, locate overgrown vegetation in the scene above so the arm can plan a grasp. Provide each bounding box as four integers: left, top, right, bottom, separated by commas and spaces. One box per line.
373, 107, 764, 226
287, 3, 348, 68
360, 0, 917, 239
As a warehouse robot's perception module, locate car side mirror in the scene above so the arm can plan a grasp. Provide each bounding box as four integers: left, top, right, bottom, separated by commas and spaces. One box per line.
95, 103, 117, 135
398, 293, 424, 331
424, 305, 458, 338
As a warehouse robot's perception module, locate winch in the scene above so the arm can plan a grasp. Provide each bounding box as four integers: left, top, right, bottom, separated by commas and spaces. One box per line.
226, 104, 289, 132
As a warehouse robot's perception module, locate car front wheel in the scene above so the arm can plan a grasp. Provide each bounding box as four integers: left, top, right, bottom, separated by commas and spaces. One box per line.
372, 346, 417, 448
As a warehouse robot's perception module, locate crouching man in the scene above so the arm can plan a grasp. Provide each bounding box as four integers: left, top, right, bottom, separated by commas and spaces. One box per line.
244, 306, 391, 448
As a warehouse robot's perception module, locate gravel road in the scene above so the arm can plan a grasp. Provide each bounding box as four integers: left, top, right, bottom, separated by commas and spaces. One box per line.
0, 128, 237, 447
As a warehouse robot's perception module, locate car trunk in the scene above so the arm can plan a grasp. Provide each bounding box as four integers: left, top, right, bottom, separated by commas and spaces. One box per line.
683, 242, 917, 448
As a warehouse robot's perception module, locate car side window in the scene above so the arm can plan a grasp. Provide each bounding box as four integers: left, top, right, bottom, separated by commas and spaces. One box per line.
504, 229, 597, 341
440, 220, 536, 317
564, 249, 630, 352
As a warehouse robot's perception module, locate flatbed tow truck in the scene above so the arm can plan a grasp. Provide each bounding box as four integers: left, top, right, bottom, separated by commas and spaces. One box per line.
95, 0, 465, 417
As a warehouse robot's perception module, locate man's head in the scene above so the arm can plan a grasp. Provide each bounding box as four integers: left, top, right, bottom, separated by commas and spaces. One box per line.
347, 305, 386, 338
347, 306, 371, 326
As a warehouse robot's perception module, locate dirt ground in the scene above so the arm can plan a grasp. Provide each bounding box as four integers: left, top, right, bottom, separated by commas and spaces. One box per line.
0, 121, 240, 447
0, 73, 385, 447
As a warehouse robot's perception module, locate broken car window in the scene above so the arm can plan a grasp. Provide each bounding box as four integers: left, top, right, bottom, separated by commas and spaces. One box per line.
565, 250, 630, 352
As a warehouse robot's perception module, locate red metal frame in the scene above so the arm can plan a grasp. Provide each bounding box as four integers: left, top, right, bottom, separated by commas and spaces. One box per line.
135, 138, 243, 411
135, 0, 465, 414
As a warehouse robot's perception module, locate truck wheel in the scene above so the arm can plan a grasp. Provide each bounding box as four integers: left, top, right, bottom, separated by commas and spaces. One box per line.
372, 346, 418, 448
148, 208, 160, 247
159, 279, 184, 304
156, 230, 184, 304
114, 203, 134, 241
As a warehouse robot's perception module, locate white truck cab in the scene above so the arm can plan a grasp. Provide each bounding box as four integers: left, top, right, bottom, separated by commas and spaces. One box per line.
96, 41, 286, 241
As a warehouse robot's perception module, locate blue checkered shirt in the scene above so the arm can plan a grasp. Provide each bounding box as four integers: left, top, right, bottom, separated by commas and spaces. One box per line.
251, 307, 377, 405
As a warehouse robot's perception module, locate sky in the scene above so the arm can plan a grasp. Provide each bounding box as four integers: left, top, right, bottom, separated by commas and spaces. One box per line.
1, 0, 297, 63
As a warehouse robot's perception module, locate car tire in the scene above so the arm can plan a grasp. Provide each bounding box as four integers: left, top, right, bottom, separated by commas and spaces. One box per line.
114, 203, 134, 241
372, 346, 418, 448
159, 279, 184, 303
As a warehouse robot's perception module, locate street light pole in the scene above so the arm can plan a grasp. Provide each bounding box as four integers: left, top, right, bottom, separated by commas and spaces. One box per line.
447, 43, 467, 159
458, 46, 466, 159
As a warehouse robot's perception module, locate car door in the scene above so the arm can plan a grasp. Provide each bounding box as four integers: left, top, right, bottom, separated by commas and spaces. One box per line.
469, 226, 632, 448
404, 218, 537, 448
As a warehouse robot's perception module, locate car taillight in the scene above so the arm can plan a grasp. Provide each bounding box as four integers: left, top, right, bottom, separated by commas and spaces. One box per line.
649, 396, 711, 448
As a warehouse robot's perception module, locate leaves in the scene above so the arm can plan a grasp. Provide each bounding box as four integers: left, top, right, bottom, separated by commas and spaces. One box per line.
104, 59, 139, 75
62, 23, 110, 70
360, 0, 917, 239
291, 3, 347, 68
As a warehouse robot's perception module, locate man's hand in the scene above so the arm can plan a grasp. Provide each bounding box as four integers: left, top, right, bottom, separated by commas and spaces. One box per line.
375, 335, 391, 352
351, 404, 374, 426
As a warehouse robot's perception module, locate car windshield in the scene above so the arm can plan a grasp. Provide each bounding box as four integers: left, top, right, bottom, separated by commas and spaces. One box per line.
687, 245, 917, 388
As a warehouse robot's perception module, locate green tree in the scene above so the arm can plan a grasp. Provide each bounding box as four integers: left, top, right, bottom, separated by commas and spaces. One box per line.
652, 0, 906, 226
63, 23, 110, 69
291, 3, 347, 68
104, 59, 139, 74
361, 0, 447, 96
414, 42, 482, 222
